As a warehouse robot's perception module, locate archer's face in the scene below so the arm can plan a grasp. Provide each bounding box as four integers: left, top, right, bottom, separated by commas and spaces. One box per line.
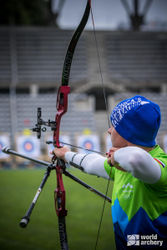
108, 126, 128, 148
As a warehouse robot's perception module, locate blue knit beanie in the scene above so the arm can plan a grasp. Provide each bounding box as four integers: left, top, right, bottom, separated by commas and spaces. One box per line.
110, 95, 161, 147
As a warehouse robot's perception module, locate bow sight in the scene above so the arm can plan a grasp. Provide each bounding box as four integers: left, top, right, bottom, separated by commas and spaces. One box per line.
32, 85, 70, 141
32, 107, 56, 139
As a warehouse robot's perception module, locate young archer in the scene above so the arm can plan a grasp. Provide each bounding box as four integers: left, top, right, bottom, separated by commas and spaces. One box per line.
53, 95, 167, 249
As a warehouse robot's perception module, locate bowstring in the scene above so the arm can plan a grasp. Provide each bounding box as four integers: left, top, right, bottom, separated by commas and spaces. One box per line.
89, 5, 111, 129
89, 3, 112, 250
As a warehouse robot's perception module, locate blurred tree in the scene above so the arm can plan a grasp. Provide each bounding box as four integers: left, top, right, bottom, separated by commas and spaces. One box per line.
0, 0, 59, 26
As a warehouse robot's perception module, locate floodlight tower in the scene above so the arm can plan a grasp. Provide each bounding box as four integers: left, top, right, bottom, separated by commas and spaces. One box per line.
120, 0, 153, 30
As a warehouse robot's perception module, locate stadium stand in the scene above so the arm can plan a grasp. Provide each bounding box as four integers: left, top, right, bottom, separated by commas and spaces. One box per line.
0, 27, 88, 88
0, 27, 167, 161
105, 31, 167, 87
0, 93, 96, 134
0, 29, 11, 84
0, 94, 11, 132
0, 28, 167, 92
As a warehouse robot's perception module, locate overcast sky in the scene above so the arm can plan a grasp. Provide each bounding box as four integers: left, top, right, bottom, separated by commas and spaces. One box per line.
54, 0, 167, 30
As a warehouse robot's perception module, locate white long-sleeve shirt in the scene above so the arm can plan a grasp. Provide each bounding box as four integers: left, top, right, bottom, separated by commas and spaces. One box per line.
65, 146, 161, 184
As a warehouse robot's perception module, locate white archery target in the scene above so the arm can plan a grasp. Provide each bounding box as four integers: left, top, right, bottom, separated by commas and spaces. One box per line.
76, 134, 100, 154
0, 135, 10, 159
16, 135, 40, 157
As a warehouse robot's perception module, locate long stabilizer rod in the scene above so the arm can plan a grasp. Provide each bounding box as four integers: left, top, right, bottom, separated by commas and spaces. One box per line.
19, 166, 52, 228
2, 146, 55, 227
2, 146, 52, 167
64, 170, 112, 203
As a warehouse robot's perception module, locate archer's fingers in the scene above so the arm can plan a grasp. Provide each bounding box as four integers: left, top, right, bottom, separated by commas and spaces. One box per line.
107, 158, 114, 167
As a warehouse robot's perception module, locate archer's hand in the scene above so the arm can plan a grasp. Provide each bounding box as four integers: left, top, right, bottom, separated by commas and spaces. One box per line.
106, 147, 126, 172
52, 146, 71, 162
106, 147, 119, 166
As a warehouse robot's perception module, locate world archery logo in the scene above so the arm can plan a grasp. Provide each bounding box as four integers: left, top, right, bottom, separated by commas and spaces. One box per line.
127, 234, 163, 247
127, 235, 140, 246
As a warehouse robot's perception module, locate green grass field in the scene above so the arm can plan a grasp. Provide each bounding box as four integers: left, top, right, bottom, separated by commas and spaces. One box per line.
0, 168, 116, 250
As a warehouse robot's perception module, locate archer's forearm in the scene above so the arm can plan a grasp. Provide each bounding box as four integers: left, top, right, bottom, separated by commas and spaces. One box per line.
65, 152, 109, 179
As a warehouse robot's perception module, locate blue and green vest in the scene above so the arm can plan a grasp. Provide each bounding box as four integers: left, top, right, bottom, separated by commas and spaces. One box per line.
104, 145, 167, 249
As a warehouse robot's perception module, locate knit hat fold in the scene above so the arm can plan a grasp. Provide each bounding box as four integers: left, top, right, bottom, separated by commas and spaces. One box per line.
110, 96, 161, 147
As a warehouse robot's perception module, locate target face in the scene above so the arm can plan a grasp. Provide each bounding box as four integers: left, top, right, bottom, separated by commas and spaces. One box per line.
82, 140, 94, 151
77, 135, 100, 154
17, 135, 40, 157
23, 140, 34, 153
0, 135, 10, 159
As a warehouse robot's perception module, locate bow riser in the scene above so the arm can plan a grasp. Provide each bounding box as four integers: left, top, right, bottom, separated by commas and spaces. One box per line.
54, 85, 70, 249
54, 86, 70, 148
